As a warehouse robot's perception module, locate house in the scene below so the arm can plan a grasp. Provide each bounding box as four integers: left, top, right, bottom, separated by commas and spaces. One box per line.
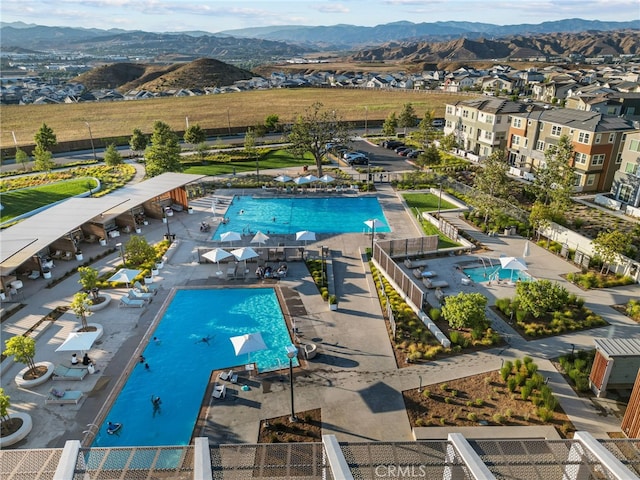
505, 109, 635, 193
611, 130, 640, 215
589, 338, 640, 398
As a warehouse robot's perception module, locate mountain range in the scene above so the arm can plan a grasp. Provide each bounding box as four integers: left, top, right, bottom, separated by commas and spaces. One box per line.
2, 19, 639, 58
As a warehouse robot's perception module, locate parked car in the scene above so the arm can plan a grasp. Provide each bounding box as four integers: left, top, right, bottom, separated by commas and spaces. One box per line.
384, 141, 405, 150
343, 151, 367, 160
347, 156, 369, 166
431, 119, 444, 128
407, 149, 424, 158
395, 146, 410, 154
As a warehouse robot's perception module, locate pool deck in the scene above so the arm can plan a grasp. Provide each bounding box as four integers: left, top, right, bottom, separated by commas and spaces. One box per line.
1, 174, 637, 449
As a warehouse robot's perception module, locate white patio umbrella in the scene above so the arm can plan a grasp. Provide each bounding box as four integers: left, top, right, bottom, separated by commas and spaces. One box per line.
319, 174, 335, 183
230, 332, 268, 371
296, 230, 316, 245
107, 268, 142, 288
303, 174, 319, 183
220, 231, 242, 246
523, 241, 531, 258
499, 256, 528, 281
55, 331, 101, 353
364, 219, 386, 252
231, 246, 259, 274
202, 248, 233, 275
251, 231, 270, 246
274, 175, 292, 183
293, 176, 312, 185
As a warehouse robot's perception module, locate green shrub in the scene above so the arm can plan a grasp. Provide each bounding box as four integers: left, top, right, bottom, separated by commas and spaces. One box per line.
521, 385, 532, 401
507, 377, 518, 392
467, 413, 478, 422
429, 308, 441, 321
493, 413, 504, 424
422, 389, 431, 398
474, 398, 484, 407
536, 407, 553, 422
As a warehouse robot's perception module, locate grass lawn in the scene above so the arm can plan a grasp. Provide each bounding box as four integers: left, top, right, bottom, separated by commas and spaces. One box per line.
420, 221, 460, 249
0, 177, 98, 222
182, 149, 315, 176
403, 192, 456, 211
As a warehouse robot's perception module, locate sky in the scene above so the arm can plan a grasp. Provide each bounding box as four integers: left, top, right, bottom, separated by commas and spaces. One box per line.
1, 0, 638, 33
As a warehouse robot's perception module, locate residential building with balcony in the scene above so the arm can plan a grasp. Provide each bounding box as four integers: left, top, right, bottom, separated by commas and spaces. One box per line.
611, 130, 640, 213
443, 98, 541, 160
505, 109, 636, 193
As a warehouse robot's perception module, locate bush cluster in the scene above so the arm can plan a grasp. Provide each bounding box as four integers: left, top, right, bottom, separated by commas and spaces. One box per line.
558, 349, 595, 392
566, 271, 636, 289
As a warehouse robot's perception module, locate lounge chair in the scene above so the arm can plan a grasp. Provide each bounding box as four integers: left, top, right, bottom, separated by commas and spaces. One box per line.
218, 370, 232, 381
51, 250, 63, 260
61, 251, 73, 261
52, 364, 88, 381
405, 258, 429, 269
226, 265, 237, 278
119, 296, 145, 308
423, 278, 449, 289
27, 270, 41, 280
212, 383, 226, 399
134, 280, 158, 293
128, 289, 153, 302
45, 388, 84, 405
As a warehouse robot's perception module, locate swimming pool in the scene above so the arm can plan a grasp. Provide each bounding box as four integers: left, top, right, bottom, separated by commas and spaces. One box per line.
463, 265, 532, 283
92, 287, 297, 448
213, 196, 391, 239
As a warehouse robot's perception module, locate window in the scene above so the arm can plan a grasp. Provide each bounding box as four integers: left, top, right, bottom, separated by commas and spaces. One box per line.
551, 125, 562, 136
574, 152, 588, 165
513, 118, 522, 128
462, 110, 469, 118
591, 154, 605, 166
446, 105, 454, 114
483, 130, 492, 140
511, 135, 521, 146
629, 139, 640, 153
625, 162, 639, 175
595, 134, 601, 144
485, 114, 494, 124
586, 174, 596, 186
619, 184, 634, 203
539, 122, 544, 131
616, 153, 622, 164
577, 131, 591, 144
536, 141, 545, 151
609, 133, 615, 143
574, 172, 583, 186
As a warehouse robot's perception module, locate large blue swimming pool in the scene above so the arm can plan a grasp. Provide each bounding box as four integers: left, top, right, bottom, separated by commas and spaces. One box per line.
92, 288, 297, 448
463, 265, 532, 283
213, 196, 391, 239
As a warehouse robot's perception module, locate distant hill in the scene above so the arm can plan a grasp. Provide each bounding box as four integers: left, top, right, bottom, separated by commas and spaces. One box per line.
74, 58, 256, 92
350, 30, 640, 63
219, 18, 640, 49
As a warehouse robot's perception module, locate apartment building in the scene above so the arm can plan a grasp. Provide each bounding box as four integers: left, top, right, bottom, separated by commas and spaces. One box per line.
505, 109, 636, 193
611, 130, 640, 211
443, 98, 541, 160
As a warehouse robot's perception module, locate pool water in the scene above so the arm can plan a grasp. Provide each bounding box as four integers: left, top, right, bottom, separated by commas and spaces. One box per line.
463, 265, 532, 283
92, 288, 297, 448
213, 196, 390, 239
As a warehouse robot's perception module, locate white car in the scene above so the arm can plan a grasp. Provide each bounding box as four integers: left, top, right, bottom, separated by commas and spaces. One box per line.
343, 151, 367, 161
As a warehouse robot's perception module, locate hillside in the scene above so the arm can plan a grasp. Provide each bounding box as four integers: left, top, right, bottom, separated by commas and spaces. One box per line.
351, 30, 640, 62
74, 58, 256, 92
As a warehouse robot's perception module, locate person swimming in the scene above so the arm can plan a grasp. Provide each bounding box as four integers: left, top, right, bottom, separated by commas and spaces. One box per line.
107, 422, 122, 434
151, 395, 162, 417
196, 335, 213, 345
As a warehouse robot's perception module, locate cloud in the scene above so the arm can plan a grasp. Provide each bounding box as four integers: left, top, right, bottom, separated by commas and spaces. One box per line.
316, 3, 350, 14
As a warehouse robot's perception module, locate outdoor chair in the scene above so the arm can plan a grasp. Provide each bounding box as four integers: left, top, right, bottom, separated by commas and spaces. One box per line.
128, 289, 153, 302
133, 281, 158, 293
218, 370, 232, 381
46, 388, 84, 405
51, 250, 63, 259
61, 251, 73, 261
27, 270, 41, 280
423, 278, 449, 289
119, 296, 145, 308
212, 383, 226, 399
52, 364, 88, 381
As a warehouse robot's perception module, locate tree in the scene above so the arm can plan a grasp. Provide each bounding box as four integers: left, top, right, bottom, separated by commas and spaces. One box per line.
0, 388, 10, 426
440, 133, 458, 152
15, 148, 30, 171
287, 102, 350, 177
78, 266, 101, 300
531, 135, 575, 211
418, 144, 441, 167
125, 236, 157, 266
382, 112, 398, 136
529, 202, 553, 240
264, 114, 280, 132
144, 121, 183, 177
592, 230, 631, 274
195, 142, 209, 162
416, 110, 435, 145
3, 336, 37, 375
33, 145, 55, 173
473, 150, 510, 225
441, 292, 489, 332
103, 144, 123, 166
70, 291, 93, 331
398, 103, 418, 135
184, 124, 206, 146
34, 122, 57, 151
129, 128, 148, 157
516, 280, 569, 318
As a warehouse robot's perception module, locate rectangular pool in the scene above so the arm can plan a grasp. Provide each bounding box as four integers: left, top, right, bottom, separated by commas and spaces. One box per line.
463, 265, 532, 283
92, 287, 297, 448
214, 196, 391, 239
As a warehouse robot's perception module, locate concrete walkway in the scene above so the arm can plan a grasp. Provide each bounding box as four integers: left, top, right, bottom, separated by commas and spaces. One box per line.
1, 170, 637, 450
